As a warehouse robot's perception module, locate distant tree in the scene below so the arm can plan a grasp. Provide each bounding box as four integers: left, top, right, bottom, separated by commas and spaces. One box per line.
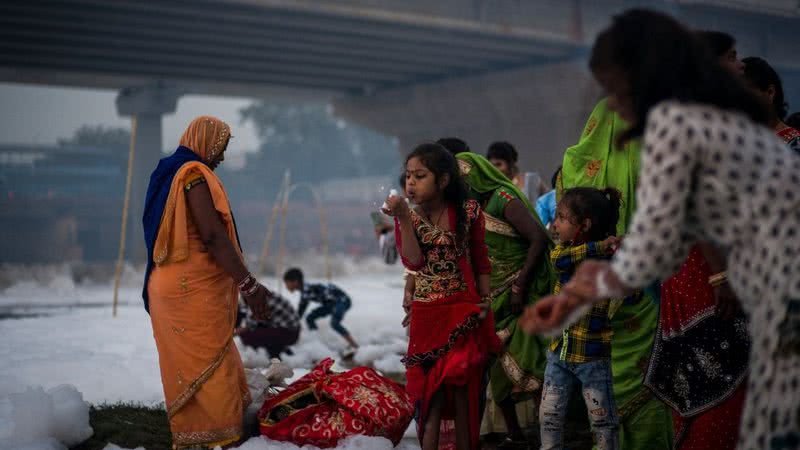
58, 125, 131, 152
238, 103, 399, 190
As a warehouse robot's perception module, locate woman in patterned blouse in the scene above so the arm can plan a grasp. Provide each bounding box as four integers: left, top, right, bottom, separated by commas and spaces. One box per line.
522, 8, 800, 450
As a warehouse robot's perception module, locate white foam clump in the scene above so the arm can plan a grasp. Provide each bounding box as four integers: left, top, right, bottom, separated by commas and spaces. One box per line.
0, 385, 93, 449
102, 444, 145, 450
227, 434, 420, 449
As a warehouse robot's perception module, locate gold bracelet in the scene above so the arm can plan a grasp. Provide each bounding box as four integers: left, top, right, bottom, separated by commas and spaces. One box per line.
708, 271, 727, 288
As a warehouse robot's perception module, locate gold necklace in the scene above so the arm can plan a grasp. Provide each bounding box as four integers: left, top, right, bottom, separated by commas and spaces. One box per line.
422, 205, 445, 228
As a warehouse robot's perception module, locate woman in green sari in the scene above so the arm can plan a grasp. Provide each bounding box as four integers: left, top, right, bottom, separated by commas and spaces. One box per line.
558, 99, 673, 450
456, 153, 555, 447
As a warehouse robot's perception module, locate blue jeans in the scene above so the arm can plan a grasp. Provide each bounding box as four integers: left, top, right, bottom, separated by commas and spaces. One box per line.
305, 298, 351, 337
539, 351, 619, 450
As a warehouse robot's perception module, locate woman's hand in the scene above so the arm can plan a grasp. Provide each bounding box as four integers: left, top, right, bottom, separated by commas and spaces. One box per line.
382, 195, 410, 219
509, 286, 525, 316
477, 298, 491, 320
519, 293, 579, 335
714, 283, 742, 319
402, 290, 413, 313
561, 260, 627, 301
601, 236, 623, 252
243, 284, 270, 321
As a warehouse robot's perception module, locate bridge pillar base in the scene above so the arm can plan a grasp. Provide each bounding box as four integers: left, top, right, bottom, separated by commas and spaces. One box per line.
116, 83, 182, 263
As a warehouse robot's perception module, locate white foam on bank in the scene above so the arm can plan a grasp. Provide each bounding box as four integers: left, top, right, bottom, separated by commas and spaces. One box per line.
0, 385, 92, 449
0, 260, 415, 449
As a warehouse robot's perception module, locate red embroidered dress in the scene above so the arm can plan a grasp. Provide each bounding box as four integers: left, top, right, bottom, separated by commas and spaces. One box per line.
396, 200, 500, 449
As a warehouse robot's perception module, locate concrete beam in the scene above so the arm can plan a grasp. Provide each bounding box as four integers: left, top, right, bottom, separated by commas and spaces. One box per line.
334, 60, 602, 182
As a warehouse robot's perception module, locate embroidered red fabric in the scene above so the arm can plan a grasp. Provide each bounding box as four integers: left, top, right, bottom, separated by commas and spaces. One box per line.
257, 358, 414, 448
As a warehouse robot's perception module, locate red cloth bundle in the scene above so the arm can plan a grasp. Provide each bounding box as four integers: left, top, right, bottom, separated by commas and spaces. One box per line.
257, 358, 414, 448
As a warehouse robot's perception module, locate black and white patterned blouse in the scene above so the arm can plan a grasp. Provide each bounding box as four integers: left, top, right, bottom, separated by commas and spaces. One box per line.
610, 100, 800, 450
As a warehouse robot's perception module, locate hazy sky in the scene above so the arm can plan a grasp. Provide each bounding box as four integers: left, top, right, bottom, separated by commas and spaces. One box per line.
0, 83, 262, 157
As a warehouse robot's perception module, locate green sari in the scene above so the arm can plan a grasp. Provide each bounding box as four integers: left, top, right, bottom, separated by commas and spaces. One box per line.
457, 153, 555, 404
559, 99, 673, 450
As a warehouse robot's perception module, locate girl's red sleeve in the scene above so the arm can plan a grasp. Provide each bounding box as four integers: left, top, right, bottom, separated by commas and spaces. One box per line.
470, 209, 492, 275
395, 217, 425, 271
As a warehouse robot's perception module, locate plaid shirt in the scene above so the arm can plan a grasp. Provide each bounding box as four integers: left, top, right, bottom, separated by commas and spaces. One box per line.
297, 282, 351, 318
240, 294, 300, 331
549, 241, 617, 363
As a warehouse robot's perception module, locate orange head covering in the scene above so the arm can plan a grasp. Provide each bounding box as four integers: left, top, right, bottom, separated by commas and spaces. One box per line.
179, 116, 231, 163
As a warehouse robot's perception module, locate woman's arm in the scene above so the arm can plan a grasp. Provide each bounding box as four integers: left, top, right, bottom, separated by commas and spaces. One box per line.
187, 182, 249, 281
384, 195, 424, 269
403, 275, 415, 313
503, 199, 549, 313
186, 182, 268, 319
469, 209, 492, 298
696, 241, 741, 317
610, 104, 698, 289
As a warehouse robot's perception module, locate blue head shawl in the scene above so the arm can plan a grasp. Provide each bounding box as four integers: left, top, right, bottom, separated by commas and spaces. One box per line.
141, 146, 202, 312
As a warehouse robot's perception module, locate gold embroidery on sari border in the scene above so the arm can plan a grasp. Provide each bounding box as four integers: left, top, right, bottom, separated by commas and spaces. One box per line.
617, 387, 654, 418
167, 340, 232, 419
483, 212, 519, 238
497, 328, 512, 343
155, 185, 179, 265
499, 351, 541, 392
490, 270, 521, 299
402, 314, 480, 367
206, 123, 230, 162
172, 424, 241, 447
457, 159, 472, 175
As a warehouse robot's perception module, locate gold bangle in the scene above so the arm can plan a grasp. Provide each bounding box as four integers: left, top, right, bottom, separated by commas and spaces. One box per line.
708, 271, 727, 288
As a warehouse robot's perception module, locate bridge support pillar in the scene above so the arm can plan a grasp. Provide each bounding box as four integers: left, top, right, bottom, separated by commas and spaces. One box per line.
116, 82, 182, 263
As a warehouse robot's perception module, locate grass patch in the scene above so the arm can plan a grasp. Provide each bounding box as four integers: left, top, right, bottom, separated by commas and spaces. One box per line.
71, 402, 172, 450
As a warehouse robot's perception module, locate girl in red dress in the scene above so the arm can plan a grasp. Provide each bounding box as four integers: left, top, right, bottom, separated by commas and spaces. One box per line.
384, 143, 500, 450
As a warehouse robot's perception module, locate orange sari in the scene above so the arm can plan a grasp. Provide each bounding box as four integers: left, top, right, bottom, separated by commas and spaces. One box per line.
146, 117, 250, 448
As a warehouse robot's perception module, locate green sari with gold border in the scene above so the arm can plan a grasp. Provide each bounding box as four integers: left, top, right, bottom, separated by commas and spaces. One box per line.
559, 99, 673, 450
457, 153, 555, 404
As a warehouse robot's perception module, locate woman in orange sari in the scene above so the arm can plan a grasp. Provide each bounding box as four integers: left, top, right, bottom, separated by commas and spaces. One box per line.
143, 116, 270, 449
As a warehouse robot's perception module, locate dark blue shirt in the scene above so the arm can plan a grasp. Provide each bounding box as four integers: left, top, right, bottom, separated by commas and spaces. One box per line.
297, 282, 351, 318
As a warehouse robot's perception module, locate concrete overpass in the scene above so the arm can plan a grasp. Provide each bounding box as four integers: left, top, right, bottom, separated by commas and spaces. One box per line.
1, 0, 798, 261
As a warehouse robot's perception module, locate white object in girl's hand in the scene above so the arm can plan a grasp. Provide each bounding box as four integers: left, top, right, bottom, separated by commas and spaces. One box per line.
381, 189, 399, 210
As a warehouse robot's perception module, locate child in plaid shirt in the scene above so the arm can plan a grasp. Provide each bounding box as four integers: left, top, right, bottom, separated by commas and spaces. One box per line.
539, 187, 625, 450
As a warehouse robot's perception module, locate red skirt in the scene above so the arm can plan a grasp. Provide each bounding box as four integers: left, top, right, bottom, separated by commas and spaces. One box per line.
672, 382, 747, 450
257, 358, 414, 448
655, 245, 749, 450
404, 293, 501, 449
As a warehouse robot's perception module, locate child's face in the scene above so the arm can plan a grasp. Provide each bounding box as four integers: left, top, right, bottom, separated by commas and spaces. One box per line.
489, 158, 513, 179
284, 279, 301, 292
551, 204, 582, 243
404, 156, 447, 205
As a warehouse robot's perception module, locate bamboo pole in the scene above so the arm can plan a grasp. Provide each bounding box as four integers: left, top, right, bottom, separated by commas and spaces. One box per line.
275, 170, 291, 295
257, 177, 288, 276
112, 117, 138, 317
312, 188, 331, 281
